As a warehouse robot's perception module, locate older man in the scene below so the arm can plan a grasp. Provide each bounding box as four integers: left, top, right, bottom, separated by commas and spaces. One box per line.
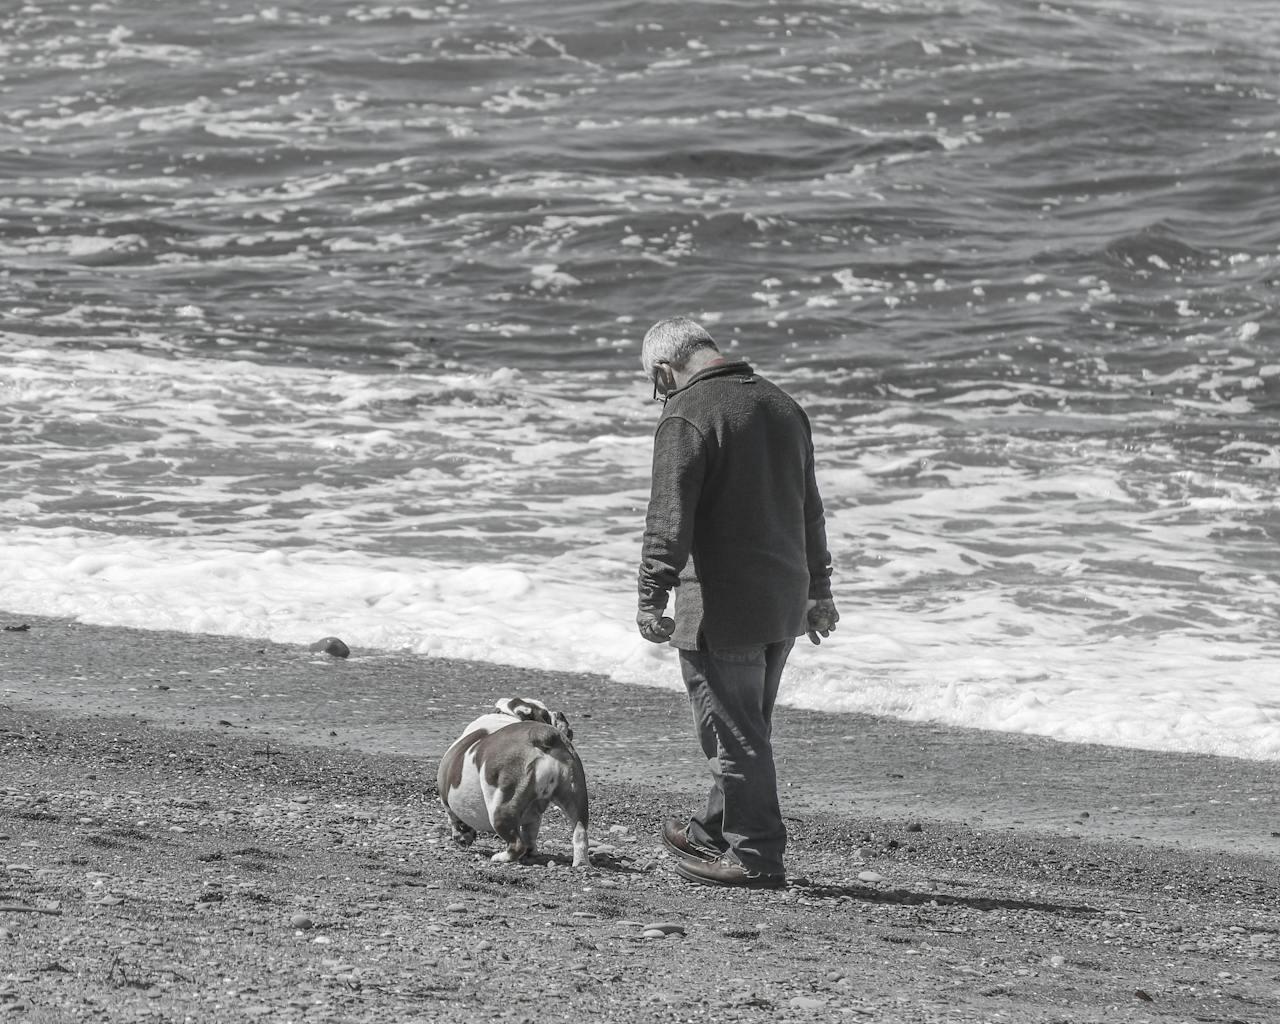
636, 316, 838, 889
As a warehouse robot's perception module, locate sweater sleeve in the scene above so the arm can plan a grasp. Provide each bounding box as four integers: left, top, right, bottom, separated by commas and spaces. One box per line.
637, 415, 706, 614
803, 432, 834, 601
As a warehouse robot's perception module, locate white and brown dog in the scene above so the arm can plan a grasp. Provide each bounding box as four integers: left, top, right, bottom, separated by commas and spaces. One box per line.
437, 697, 589, 868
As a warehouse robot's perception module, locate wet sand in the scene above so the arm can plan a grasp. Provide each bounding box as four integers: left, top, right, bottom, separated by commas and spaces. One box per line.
2, 612, 1279, 1022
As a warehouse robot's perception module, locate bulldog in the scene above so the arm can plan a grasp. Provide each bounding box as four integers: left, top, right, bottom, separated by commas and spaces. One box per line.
437, 697, 589, 868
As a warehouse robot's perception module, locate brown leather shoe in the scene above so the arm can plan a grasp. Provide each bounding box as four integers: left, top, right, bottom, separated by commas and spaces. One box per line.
674, 856, 786, 890
660, 818, 722, 863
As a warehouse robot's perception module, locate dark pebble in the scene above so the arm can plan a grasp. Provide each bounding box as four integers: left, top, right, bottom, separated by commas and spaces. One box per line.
309, 637, 350, 658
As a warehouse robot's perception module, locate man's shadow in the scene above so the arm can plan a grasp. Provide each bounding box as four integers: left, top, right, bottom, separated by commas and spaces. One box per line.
451, 847, 1101, 917
789, 877, 1100, 917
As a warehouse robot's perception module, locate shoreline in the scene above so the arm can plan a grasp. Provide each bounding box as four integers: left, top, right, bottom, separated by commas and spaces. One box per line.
4, 611, 1278, 856
3, 611, 1280, 1021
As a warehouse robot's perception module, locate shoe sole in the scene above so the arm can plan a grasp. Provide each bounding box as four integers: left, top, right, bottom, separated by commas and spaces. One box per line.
660, 829, 721, 864
673, 860, 787, 890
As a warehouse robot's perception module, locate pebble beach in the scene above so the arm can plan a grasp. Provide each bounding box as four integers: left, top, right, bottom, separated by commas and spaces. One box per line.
2, 613, 1279, 1022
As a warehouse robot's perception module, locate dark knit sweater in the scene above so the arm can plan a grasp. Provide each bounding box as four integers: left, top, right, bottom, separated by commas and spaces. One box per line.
637, 360, 833, 650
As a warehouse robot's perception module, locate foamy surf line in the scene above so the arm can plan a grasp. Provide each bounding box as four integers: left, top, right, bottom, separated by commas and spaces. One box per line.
2, 528, 1278, 762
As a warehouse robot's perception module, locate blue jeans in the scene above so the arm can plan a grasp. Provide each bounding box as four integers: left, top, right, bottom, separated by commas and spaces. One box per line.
678, 639, 794, 875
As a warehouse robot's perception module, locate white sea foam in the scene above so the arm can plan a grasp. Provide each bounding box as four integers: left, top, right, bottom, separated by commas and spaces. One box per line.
3, 346, 1279, 761
2, 524, 1278, 761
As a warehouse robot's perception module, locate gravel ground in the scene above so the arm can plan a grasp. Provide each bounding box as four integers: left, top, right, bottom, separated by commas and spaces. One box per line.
2, 616, 1280, 1022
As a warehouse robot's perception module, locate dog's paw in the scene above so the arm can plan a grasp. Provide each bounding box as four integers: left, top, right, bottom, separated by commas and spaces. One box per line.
451, 827, 477, 847
490, 844, 529, 864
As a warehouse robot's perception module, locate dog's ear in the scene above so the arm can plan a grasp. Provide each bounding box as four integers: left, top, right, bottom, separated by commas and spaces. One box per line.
494, 698, 528, 719
494, 697, 553, 725
551, 711, 574, 743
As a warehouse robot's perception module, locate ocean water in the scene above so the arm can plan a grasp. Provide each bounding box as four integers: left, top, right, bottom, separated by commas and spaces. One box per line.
3, 0, 1280, 760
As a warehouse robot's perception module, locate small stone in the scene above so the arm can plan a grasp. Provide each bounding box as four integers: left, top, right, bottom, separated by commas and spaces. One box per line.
289, 913, 314, 930
445, 903, 467, 913
643, 921, 685, 936
857, 870, 884, 884
642, 929, 666, 940
309, 637, 350, 658
905, 822, 923, 832
789, 996, 826, 1010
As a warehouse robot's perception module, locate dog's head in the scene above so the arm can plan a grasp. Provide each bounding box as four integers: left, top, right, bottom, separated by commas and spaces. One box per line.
494, 697, 574, 742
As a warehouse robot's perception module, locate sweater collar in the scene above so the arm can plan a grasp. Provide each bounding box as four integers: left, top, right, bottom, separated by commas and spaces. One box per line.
673, 359, 754, 396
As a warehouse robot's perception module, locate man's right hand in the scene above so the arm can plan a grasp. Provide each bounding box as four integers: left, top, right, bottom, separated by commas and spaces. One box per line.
806, 598, 840, 645
637, 610, 676, 644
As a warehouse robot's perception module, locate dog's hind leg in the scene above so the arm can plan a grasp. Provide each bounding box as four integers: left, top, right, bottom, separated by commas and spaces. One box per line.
519, 815, 542, 858
567, 818, 589, 869
554, 776, 590, 868
489, 804, 529, 863
489, 766, 543, 863
490, 761, 556, 864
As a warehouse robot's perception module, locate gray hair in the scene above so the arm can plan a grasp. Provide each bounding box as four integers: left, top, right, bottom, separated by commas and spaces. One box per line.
640, 317, 719, 376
